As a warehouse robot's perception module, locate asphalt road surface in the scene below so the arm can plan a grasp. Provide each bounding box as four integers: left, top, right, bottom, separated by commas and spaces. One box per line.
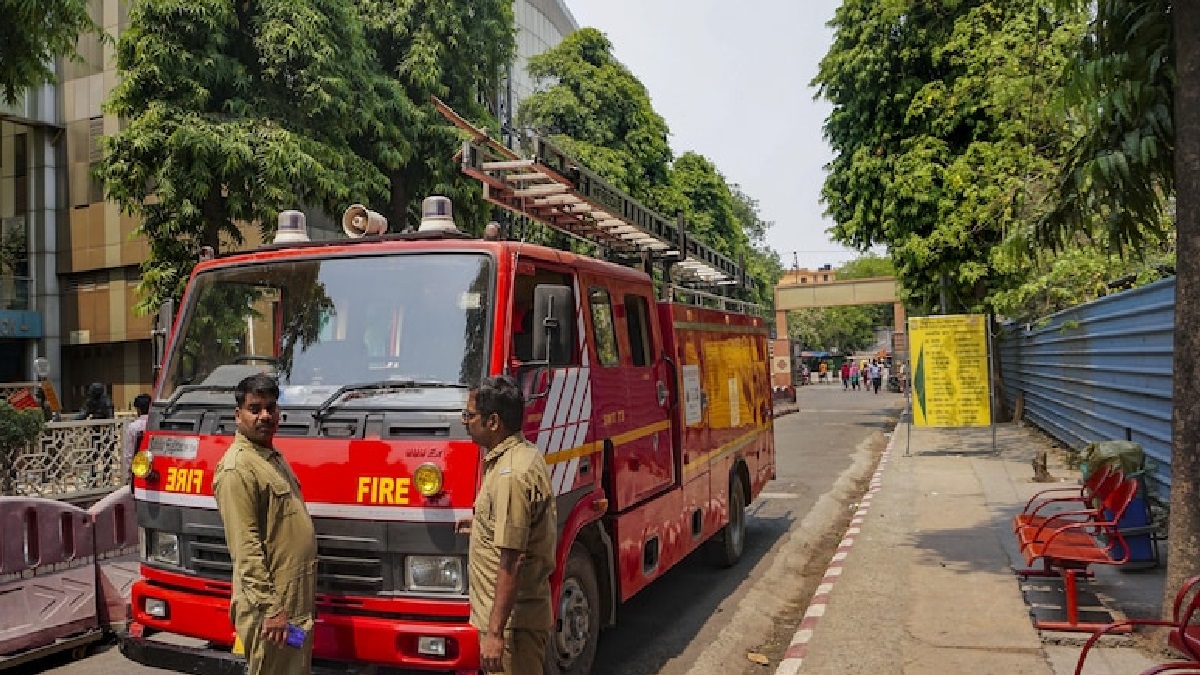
16, 383, 904, 675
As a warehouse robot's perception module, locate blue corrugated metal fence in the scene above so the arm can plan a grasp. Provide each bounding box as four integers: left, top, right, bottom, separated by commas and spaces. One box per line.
998, 278, 1174, 501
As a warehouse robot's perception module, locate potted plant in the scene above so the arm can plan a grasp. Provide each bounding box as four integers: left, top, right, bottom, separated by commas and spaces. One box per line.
0, 401, 45, 495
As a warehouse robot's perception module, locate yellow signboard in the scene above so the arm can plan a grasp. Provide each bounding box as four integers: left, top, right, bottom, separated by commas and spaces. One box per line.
909, 314, 991, 427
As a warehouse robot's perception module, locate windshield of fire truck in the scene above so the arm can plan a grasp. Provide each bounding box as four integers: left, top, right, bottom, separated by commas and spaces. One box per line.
158, 253, 493, 407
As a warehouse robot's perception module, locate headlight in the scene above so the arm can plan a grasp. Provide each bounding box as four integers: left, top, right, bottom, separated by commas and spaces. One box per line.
413, 463, 443, 497
149, 532, 180, 566
131, 450, 154, 479
405, 556, 463, 593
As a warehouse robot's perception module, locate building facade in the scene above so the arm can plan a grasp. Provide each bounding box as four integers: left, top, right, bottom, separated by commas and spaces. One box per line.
777, 264, 839, 287
1, 1, 577, 412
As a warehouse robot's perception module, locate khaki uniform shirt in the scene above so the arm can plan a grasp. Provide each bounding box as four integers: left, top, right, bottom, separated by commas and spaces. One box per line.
213, 433, 318, 630
469, 433, 557, 631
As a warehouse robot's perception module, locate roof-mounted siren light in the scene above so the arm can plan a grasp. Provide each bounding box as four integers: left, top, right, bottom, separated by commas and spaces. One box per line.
342, 204, 388, 238
273, 210, 310, 244
419, 195, 459, 233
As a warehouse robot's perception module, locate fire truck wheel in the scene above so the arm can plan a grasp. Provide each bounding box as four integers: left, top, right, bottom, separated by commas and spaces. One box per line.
546, 545, 600, 675
707, 476, 746, 568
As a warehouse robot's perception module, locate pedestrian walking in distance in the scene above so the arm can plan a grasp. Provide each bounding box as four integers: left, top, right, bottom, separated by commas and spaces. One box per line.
465, 376, 557, 674
840, 361, 851, 390
213, 374, 317, 675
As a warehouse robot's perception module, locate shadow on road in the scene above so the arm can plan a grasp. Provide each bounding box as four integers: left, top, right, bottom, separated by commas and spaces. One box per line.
591, 510, 795, 675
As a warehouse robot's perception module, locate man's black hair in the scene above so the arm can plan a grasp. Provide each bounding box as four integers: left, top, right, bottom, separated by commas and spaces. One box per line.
472, 376, 525, 433
133, 394, 152, 415
235, 374, 280, 407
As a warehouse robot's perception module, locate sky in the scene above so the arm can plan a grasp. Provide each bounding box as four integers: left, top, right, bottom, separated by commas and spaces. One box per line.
567, 0, 865, 271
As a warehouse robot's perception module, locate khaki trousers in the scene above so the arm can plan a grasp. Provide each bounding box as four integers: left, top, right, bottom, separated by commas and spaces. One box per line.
481, 628, 549, 675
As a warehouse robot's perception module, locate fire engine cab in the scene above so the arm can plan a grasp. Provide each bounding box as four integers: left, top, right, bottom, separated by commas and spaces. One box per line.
121, 130, 776, 675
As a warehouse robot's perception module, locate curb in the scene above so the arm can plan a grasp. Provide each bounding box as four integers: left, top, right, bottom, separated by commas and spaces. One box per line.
772, 424, 897, 675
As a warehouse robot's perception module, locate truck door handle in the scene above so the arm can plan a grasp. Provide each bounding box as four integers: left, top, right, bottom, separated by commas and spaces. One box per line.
656, 381, 668, 406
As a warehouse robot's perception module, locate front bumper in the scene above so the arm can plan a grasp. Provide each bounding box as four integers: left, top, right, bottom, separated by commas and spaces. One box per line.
128, 574, 478, 673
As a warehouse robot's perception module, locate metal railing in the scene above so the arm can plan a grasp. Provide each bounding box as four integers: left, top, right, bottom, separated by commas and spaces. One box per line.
670, 286, 763, 316
1, 419, 127, 500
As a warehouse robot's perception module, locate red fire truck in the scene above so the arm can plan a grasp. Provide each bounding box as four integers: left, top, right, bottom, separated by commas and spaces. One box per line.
121, 134, 776, 674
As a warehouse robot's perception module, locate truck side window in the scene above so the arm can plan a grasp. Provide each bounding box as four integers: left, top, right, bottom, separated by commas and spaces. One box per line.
589, 287, 620, 367
624, 294, 652, 367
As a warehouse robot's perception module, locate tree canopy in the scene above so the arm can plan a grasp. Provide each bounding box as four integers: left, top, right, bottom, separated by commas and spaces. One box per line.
1038, 0, 1174, 252
355, 0, 514, 229
103, 0, 392, 311
519, 28, 781, 307
520, 27, 673, 205
0, 0, 99, 104
814, 0, 1089, 314
103, 0, 512, 312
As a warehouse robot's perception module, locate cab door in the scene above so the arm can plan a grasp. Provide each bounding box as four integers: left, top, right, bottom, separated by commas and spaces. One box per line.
588, 283, 673, 511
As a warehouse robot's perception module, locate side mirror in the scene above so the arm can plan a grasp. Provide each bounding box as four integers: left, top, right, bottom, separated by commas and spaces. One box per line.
152, 299, 176, 377
532, 284, 574, 367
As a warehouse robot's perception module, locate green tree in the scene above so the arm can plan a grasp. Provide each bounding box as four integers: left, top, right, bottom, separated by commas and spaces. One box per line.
0, 0, 100, 104
518, 28, 780, 304
354, 0, 514, 231
814, 0, 1087, 313
730, 186, 784, 312
1040, 0, 1198, 616
1037, 0, 1174, 251
519, 28, 673, 204
102, 0, 394, 312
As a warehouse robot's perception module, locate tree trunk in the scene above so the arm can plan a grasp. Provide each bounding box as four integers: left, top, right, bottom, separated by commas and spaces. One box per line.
390, 171, 410, 231
201, 192, 224, 254
1167, 0, 1200, 616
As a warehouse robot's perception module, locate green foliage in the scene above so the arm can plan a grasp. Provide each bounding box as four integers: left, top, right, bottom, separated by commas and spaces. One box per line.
814, 0, 1088, 313
0, 0, 100, 104
103, 0, 394, 313
520, 28, 673, 203
0, 401, 44, 450
519, 29, 780, 307
990, 229, 1175, 320
355, 0, 514, 231
1038, 0, 1174, 252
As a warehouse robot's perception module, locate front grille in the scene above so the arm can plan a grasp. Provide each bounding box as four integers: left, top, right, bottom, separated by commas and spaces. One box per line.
186, 535, 388, 594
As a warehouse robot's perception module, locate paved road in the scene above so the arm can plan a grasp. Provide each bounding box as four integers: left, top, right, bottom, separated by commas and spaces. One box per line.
16, 383, 904, 675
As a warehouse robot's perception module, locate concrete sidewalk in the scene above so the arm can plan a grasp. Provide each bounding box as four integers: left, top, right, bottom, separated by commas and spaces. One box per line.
777, 422, 1169, 675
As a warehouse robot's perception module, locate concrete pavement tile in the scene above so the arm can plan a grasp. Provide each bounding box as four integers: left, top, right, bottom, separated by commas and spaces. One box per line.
901, 647, 1050, 674
1045, 644, 1160, 675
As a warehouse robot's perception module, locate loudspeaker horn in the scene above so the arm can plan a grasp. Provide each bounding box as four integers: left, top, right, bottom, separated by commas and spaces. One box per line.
342, 204, 388, 238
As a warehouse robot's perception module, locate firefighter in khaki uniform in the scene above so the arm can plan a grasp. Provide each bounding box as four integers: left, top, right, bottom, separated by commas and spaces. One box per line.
213, 374, 318, 675
465, 377, 557, 674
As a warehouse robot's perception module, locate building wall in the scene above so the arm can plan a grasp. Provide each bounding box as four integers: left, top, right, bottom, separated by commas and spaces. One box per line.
778, 267, 839, 286
511, 0, 579, 105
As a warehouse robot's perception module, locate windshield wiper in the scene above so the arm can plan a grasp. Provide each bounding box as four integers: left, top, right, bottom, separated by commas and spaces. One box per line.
162, 384, 239, 416
311, 380, 466, 421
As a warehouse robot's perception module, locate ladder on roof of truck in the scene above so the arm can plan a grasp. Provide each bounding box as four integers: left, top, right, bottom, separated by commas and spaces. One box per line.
433, 97, 752, 294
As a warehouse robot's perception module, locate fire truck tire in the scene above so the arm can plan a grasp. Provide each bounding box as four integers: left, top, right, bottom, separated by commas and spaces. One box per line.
707, 475, 746, 568
545, 544, 600, 675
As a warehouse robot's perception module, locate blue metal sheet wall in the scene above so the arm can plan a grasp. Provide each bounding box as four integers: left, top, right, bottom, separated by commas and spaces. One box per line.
998, 278, 1175, 500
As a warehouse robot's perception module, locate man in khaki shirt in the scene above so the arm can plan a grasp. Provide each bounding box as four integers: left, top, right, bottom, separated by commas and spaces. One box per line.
213, 374, 317, 675
465, 376, 557, 674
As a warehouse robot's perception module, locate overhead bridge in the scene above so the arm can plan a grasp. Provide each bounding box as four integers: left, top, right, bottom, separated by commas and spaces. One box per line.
771, 276, 905, 390
774, 276, 899, 310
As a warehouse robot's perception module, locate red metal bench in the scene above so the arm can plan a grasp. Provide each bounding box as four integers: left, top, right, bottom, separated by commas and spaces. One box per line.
1014, 476, 1139, 632
1013, 464, 1119, 532
1074, 576, 1200, 675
